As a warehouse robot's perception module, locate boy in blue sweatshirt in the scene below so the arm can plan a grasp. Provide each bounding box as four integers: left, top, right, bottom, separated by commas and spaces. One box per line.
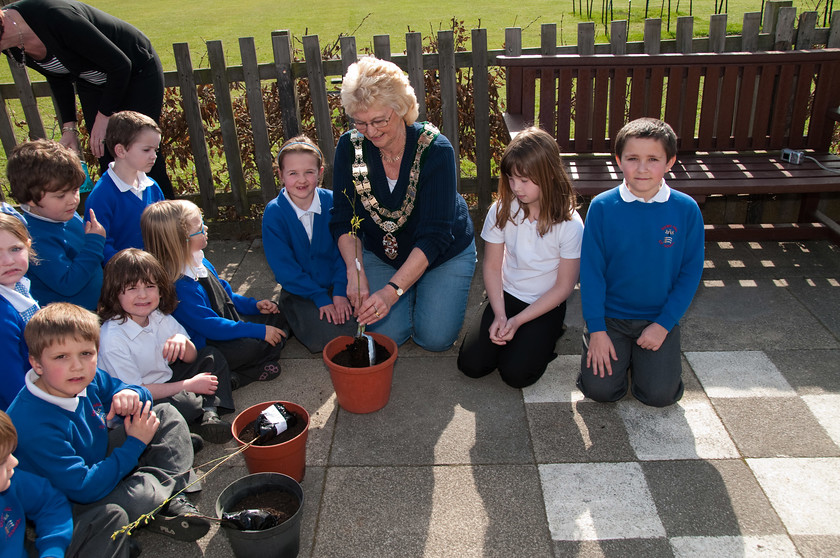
7, 140, 106, 311
84, 111, 165, 262
578, 118, 704, 407
6, 302, 210, 546
0, 410, 131, 558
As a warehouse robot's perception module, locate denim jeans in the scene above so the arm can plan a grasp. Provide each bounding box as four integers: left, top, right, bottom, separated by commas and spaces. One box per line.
364, 239, 476, 351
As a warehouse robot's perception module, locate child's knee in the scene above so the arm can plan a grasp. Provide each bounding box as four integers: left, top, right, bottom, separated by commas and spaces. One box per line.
576, 371, 627, 403
632, 379, 684, 407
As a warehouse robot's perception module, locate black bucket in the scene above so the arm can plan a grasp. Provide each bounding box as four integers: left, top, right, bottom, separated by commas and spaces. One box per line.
215, 472, 304, 558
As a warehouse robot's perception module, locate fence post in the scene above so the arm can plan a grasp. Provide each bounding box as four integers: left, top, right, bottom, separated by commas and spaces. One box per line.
578, 22, 596, 54
302, 35, 336, 188
644, 19, 662, 54
173, 42, 216, 217
405, 32, 426, 122
437, 30, 460, 186
0, 88, 18, 155
742, 12, 762, 51
709, 14, 728, 52
271, 30, 301, 140
676, 16, 694, 52
774, 6, 797, 49
240, 37, 277, 203
829, 11, 840, 48
338, 36, 357, 130
207, 40, 249, 216
795, 12, 818, 49
471, 28, 492, 216
373, 35, 391, 60
611, 20, 628, 54
763, 0, 793, 34
9, 64, 46, 140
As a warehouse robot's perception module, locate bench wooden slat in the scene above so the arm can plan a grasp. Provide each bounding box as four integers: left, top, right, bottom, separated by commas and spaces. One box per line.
648, 66, 666, 119
592, 67, 610, 152
664, 65, 684, 136
770, 63, 796, 147
751, 63, 778, 150
609, 67, 628, 142
680, 66, 703, 151
539, 67, 556, 136
789, 61, 816, 147
733, 64, 758, 151
717, 65, 740, 150
575, 68, 594, 151
557, 67, 573, 151
628, 66, 646, 121
808, 58, 840, 150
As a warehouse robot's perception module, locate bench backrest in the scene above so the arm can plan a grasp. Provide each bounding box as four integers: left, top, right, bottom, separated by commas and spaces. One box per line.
498, 50, 840, 154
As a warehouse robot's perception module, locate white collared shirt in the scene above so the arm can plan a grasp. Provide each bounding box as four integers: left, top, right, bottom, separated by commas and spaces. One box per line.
619, 179, 672, 203
281, 189, 322, 243
0, 277, 37, 313
24, 369, 84, 412
183, 249, 209, 280
106, 162, 154, 199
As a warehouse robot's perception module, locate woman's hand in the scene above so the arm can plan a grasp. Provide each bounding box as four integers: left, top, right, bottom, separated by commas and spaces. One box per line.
90, 112, 110, 158
59, 125, 82, 155
357, 286, 398, 326
346, 263, 369, 311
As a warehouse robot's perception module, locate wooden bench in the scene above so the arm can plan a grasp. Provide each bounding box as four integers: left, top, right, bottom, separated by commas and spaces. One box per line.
497, 49, 840, 241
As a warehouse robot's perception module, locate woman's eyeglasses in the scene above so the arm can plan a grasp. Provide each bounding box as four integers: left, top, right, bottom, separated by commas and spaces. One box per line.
352, 111, 393, 131
189, 220, 207, 238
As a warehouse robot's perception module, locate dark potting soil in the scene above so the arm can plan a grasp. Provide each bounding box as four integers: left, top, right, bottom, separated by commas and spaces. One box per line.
238, 412, 306, 446
230, 489, 300, 525
331, 337, 392, 368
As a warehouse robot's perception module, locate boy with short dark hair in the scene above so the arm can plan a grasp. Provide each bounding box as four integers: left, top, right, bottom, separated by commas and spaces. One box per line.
7, 302, 210, 544
0, 409, 132, 557
7, 139, 106, 311
84, 110, 165, 262
578, 118, 704, 407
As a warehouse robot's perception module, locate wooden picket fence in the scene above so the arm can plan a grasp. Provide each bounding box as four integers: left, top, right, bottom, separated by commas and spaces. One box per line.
1, 2, 839, 229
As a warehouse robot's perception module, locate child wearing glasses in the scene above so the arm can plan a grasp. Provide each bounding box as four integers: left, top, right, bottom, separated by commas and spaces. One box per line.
84, 111, 165, 263
142, 200, 290, 388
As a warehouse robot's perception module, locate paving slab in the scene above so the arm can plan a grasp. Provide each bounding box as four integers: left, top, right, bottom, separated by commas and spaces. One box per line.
329, 356, 533, 466
314, 465, 552, 558
682, 282, 839, 351
748, 458, 840, 536
641, 460, 786, 537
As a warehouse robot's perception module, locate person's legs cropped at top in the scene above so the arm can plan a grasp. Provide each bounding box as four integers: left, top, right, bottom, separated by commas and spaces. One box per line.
411, 239, 476, 351
365, 239, 476, 351
279, 289, 358, 353
578, 318, 635, 403
578, 318, 683, 406
459, 291, 565, 388
77, 55, 174, 199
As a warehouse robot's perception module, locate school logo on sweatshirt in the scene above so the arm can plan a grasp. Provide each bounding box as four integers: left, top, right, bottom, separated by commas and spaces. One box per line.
660, 224, 677, 247
91, 402, 107, 429
2, 506, 21, 539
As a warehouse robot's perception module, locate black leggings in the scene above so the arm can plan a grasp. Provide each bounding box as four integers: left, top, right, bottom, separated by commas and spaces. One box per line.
458, 292, 566, 388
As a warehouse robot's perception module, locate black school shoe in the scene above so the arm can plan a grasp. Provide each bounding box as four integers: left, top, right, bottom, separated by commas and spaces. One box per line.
149, 494, 211, 541
197, 410, 233, 444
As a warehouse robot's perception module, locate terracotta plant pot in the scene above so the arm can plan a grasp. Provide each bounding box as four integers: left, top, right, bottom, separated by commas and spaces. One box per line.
216, 472, 304, 558
322, 332, 398, 414
231, 401, 309, 482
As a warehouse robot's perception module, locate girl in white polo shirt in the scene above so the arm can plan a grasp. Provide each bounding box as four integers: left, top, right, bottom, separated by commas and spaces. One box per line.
458, 128, 583, 388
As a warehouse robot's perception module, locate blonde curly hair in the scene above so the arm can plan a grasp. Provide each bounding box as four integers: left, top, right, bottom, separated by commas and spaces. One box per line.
340, 56, 419, 125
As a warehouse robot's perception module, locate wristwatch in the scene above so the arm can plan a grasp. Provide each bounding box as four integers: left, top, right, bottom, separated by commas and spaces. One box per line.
387, 281, 404, 297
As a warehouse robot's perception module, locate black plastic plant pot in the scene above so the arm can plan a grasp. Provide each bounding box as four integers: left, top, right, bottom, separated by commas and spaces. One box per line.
215, 472, 304, 558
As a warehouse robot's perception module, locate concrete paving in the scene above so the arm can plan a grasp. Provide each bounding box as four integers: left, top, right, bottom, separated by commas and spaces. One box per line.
136, 238, 840, 557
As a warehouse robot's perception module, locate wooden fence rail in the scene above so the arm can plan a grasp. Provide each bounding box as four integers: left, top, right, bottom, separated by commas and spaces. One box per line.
1, 4, 839, 227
